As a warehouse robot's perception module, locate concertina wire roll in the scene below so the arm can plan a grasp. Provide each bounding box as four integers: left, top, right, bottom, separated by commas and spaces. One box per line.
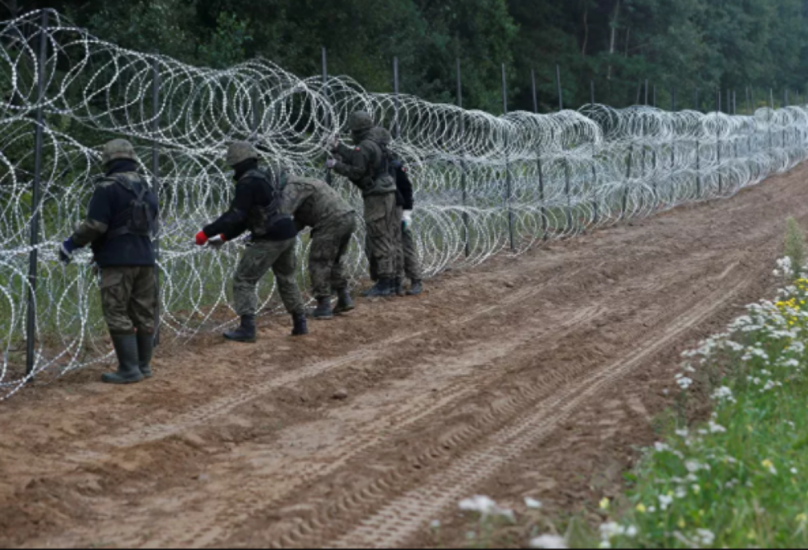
1, 9, 807, 400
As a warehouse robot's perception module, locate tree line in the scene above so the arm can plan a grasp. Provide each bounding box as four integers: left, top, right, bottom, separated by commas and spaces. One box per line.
4, 0, 808, 114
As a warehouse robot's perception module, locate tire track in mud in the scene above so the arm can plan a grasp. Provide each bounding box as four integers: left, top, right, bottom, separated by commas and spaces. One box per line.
329, 274, 753, 549
87, 262, 595, 452
218, 257, 749, 549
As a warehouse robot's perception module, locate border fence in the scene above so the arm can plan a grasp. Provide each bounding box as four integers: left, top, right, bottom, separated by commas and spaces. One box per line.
2, 9, 808, 400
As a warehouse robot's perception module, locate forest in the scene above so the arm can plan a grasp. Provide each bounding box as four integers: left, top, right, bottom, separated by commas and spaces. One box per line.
3, 0, 808, 114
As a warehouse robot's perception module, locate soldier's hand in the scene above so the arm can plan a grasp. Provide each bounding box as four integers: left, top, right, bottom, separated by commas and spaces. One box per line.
207, 234, 227, 249
58, 238, 77, 265
326, 158, 338, 169
402, 210, 413, 231
195, 231, 209, 246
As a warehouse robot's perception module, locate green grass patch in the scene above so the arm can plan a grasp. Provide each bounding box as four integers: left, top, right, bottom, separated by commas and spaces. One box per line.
589, 269, 808, 549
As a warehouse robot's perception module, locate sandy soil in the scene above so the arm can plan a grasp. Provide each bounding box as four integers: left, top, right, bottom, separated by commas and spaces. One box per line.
1, 166, 806, 549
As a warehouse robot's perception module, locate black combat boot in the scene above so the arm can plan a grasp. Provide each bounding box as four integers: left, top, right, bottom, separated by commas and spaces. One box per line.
224, 315, 257, 343
407, 279, 424, 296
102, 334, 144, 385
136, 331, 155, 379
364, 278, 394, 298
394, 277, 406, 297
334, 288, 355, 315
292, 312, 309, 336
311, 297, 334, 320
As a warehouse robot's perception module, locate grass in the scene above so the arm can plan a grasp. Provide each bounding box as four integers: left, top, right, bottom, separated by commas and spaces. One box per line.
587, 261, 808, 548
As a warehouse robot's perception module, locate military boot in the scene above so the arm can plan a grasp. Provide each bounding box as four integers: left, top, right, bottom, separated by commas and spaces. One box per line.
136, 331, 155, 379
334, 288, 355, 315
102, 334, 144, 385
311, 297, 334, 320
407, 279, 424, 296
394, 277, 406, 297
292, 313, 309, 336
364, 278, 394, 298
224, 315, 257, 343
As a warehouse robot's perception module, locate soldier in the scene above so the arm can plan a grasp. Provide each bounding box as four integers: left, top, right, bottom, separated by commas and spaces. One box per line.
195, 142, 308, 342
392, 159, 424, 296
279, 174, 357, 319
327, 112, 398, 297
58, 139, 158, 385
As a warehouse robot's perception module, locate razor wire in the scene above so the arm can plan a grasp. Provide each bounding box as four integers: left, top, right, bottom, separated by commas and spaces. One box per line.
1, 9, 807, 400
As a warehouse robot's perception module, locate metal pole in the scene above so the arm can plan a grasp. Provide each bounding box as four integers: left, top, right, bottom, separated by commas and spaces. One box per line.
322, 47, 333, 185
151, 56, 162, 347
644, 79, 649, 105
556, 64, 563, 111
457, 58, 469, 258
25, 9, 49, 377
653, 85, 657, 108
502, 63, 514, 251
717, 88, 721, 113
393, 57, 400, 139
531, 68, 548, 241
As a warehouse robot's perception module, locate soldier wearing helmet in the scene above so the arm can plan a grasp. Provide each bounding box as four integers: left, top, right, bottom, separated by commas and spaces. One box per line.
58, 139, 159, 385
195, 142, 308, 341
327, 111, 398, 297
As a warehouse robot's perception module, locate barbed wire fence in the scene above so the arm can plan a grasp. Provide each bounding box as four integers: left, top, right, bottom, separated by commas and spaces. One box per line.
1, 9, 806, 401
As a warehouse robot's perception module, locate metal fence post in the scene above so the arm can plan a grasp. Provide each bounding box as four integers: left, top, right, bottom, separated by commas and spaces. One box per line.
644, 79, 649, 106
393, 57, 400, 139
531, 69, 548, 241
151, 55, 162, 347
556, 64, 563, 111
457, 58, 469, 257
322, 47, 333, 185
25, 9, 50, 377
502, 63, 514, 251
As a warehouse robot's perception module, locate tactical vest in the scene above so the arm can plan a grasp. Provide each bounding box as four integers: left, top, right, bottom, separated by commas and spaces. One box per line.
106, 174, 156, 240
241, 168, 289, 237
362, 139, 396, 197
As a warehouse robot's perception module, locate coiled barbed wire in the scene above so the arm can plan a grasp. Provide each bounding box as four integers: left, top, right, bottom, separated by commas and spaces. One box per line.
1, 10, 806, 400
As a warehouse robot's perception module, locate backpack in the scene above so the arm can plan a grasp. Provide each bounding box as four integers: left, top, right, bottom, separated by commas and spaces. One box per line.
107, 175, 155, 240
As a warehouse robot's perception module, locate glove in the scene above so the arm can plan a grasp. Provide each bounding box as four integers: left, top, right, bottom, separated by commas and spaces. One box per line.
402, 210, 413, 231
326, 158, 338, 169
195, 231, 209, 246
58, 238, 79, 265
208, 234, 226, 249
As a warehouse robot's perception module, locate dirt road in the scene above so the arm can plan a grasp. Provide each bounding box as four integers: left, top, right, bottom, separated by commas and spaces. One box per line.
1, 166, 806, 548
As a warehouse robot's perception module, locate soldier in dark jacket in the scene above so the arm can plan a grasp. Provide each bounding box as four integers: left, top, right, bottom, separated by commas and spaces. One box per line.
392, 160, 424, 296
328, 112, 398, 297
196, 142, 307, 342
280, 175, 357, 319
58, 139, 158, 385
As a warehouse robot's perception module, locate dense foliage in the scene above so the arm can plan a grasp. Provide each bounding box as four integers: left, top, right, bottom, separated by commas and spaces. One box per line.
4, 0, 808, 113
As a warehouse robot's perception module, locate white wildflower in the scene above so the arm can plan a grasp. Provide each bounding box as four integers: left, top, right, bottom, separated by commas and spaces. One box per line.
530, 535, 567, 549
525, 497, 543, 510
708, 421, 727, 434
659, 494, 674, 511
459, 495, 515, 522
697, 529, 716, 546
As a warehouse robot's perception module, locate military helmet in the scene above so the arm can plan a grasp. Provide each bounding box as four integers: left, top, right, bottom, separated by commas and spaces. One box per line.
226, 141, 259, 167
348, 111, 374, 132
101, 139, 138, 165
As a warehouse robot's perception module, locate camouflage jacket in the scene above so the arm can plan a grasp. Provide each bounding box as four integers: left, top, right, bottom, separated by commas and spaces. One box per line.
333, 127, 396, 197
281, 176, 355, 231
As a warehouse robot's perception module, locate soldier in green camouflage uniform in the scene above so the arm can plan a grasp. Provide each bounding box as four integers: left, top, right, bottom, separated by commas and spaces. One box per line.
328, 112, 398, 297
58, 139, 159, 385
280, 175, 357, 319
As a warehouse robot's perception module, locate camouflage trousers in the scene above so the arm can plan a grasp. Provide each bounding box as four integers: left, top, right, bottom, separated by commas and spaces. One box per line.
233, 238, 305, 317
395, 206, 423, 281
100, 266, 157, 336
309, 213, 357, 299
364, 193, 398, 281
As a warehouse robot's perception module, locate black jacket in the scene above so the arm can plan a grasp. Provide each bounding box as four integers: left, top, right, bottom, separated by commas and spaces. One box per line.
74, 160, 158, 268
203, 159, 297, 242
393, 161, 414, 210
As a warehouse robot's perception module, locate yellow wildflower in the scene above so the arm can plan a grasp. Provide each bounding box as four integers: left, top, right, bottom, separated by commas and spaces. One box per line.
600, 498, 610, 511
636, 504, 647, 514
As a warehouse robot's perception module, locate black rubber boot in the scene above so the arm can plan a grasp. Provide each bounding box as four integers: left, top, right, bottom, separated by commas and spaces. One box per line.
394, 278, 405, 297
334, 288, 355, 315
102, 334, 144, 385
407, 279, 424, 296
224, 315, 257, 343
311, 297, 334, 320
365, 278, 394, 298
136, 331, 155, 379
292, 313, 309, 336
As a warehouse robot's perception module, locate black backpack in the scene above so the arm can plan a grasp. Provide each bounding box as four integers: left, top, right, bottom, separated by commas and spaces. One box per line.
107, 175, 155, 239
